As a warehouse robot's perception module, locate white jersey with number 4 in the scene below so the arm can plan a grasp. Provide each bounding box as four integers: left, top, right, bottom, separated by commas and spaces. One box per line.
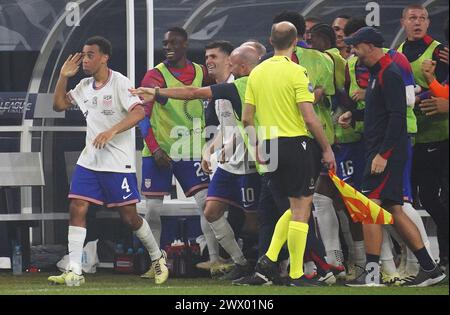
67, 69, 142, 173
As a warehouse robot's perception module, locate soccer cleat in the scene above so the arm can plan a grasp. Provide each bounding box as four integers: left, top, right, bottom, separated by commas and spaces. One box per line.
316, 271, 337, 285
329, 263, 346, 281
196, 260, 213, 270
64, 271, 85, 287
401, 265, 446, 287
152, 252, 169, 285
140, 264, 155, 279
141, 250, 167, 279
255, 255, 281, 283
48, 271, 70, 285
219, 263, 251, 281
289, 275, 324, 287
381, 271, 401, 286
345, 267, 385, 287
232, 272, 273, 286
345, 264, 356, 281
210, 260, 235, 278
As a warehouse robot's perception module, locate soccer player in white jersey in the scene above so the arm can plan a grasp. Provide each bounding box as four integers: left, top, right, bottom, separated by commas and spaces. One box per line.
48, 36, 168, 286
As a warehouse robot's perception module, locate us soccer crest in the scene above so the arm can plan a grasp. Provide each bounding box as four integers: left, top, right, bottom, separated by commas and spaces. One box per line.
144, 178, 152, 189
103, 95, 112, 106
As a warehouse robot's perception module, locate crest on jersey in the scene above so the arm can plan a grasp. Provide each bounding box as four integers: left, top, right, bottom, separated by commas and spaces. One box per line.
103, 95, 112, 106
144, 178, 151, 189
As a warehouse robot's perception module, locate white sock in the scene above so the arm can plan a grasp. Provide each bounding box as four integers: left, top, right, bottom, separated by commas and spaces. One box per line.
144, 198, 163, 246
304, 261, 317, 276
406, 248, 420, 276
194, 190, 220, 262
353, 241, 367, 267
68, 225, 86, 275
209, 215, 246, 265
381, 228, 397, 274
402, 202, 433, 258
313, 193, 343, 266
336, 210, 355, 262
134, 219, 161, 261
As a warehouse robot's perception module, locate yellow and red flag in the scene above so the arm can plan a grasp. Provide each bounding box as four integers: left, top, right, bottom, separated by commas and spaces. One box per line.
328, 170, 394, 224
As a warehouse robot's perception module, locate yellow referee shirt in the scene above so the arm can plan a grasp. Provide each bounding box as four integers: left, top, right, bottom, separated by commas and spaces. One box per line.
245, 55, 315, 140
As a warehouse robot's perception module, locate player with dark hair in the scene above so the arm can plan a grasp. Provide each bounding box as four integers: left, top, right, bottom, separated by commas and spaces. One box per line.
305, 16, 322, 45
138, 27, 220, 280
48, 36, 166, 286
332, 15, 351, 59
342, 27, 445, 287
131, 46, 261, 281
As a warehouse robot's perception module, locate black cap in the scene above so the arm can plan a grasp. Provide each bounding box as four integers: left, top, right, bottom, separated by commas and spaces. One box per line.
344, 26, 384, 47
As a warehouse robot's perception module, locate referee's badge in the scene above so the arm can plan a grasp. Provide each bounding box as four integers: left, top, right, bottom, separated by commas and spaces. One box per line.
308, 83, 314, 93
145, 178, 152, 189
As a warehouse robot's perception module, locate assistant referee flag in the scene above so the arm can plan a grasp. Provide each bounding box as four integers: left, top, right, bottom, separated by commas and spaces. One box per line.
329, 170, 394, 225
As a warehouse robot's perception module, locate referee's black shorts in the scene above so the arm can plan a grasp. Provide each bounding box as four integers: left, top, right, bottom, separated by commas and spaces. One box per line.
264, 136, 319, 198
361, 152, 405, 206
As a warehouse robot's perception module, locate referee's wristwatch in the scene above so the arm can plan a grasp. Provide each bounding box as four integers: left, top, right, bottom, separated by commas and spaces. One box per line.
154, 86, 160, 98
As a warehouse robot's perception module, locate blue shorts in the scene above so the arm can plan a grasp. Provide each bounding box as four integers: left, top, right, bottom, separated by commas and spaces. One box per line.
333, 141, 365, 190
207, 167, 261, 212
69, 165, 140, 208
403, 137, 413, 203
141, 157, 209, 197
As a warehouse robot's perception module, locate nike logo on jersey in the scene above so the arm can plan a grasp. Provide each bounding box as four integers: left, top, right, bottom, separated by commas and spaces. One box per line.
200, 177, 209, 182
122, 193, 133, 200
427, 148, 437, 153
361, 190, 372, 194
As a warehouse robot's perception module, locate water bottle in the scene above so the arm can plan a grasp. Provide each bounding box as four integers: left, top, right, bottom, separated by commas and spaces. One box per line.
12, 245, 22, 275
115, 242, 124, 255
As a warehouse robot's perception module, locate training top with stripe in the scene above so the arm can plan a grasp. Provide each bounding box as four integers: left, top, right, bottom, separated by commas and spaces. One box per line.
364, 54, 407, 162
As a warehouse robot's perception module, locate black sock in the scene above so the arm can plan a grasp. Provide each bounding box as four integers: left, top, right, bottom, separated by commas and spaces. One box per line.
365, 254, 380, 273
413, 247, 436, 271
366, 254, 380, 264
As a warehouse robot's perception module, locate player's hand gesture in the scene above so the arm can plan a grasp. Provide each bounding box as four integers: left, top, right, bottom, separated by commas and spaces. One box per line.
93, 129, 117, 149
153, 148, 172, 169
129, 87, 156, 103
61, 53, 82, 78
421, 59, 437, 84
338, 111, 353, 129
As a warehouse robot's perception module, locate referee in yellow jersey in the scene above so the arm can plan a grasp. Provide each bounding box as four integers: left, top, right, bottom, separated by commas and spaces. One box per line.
242, 21, 336, 287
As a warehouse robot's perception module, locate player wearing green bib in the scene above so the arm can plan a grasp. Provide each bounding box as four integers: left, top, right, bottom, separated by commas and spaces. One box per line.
138, 27, 220, 280
131, 46, 261, 282
398, 4, 449, 270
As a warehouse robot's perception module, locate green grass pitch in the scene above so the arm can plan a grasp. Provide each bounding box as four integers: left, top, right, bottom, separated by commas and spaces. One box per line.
0, 270, 448, 295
